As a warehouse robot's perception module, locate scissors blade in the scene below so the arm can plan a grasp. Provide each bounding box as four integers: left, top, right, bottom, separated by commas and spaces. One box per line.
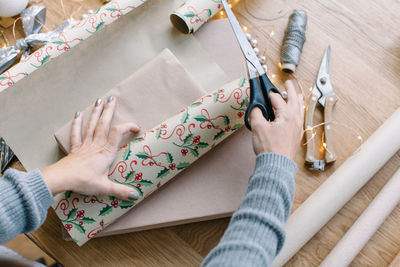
315, 45, 334, 106
221, 0, 264, 78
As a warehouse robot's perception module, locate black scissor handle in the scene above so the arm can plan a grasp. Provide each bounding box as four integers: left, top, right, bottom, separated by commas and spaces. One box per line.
244, 74, 281, 130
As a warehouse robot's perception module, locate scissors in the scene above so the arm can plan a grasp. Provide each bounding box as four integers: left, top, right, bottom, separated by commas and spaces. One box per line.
305, 46, 338, 171
222, 0, 281, 130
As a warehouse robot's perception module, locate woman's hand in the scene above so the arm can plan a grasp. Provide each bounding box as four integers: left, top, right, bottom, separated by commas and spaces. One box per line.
249, 80, 304, 160
41, 96, 141, 201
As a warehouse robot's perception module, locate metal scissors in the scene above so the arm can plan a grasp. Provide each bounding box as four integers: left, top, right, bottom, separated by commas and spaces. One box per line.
305, 46, 338, 171
222, 0, 281, 130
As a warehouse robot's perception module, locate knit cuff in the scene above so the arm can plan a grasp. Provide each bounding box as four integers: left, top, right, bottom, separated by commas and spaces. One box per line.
255, 153, 298, 176
24, 169, 54, 210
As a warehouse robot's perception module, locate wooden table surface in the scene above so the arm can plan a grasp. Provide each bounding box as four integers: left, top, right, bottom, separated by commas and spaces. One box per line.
3, 0, 400, 266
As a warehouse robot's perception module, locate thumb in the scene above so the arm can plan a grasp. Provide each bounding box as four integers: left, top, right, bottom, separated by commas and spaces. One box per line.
108, 181, 139, 201
249, 107, 270, 130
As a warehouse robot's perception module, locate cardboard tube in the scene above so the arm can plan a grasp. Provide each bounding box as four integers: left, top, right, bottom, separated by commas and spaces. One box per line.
320, 168, 400, 266
271, 107, 400, 266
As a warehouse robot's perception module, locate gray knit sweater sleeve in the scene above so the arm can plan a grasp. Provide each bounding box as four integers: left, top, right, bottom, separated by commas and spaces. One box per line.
0, 169, 54, 244
202, 153, 297, 267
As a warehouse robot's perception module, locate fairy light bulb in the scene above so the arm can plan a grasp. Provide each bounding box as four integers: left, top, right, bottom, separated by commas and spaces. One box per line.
242, 26, 248, 32
270, 31, 275, 37
220, 11, 224, 15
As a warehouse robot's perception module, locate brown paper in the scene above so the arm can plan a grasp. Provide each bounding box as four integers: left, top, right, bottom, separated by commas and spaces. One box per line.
55, 49, 206, 152
56, 19, 253, 238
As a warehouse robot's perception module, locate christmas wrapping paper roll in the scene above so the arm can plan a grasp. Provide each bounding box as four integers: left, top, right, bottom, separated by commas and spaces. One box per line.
271, 107, 400, 266
0, 0, 145, 91
170, 0, 224, 33
320, 167, 400, 267
53, 77, 249, 246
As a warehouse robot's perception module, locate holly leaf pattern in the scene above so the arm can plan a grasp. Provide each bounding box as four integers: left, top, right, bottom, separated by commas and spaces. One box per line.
139, 179, 153, 186
213, 130, 225, 140
119, 201, 135, 209
80, 217, 96, 224
122, 145, 131, 160
73, 223, 85, 233
99, 205, 113, 216
155, 128, 162, 139
183, 134, 193, 144
136, 152, 150, 159
197, 142, 209, 148
194, 115, 208, 122
184, 13, 195, 18
190, 101, 202, 107
167, 153, 173, 164
177, 162, 190, 170
157, 168, 170, 178
67, 208, 77, 219
239, 77, 246, 87
125, 171, 134, 181
224, 115, 230, 126
135, 186, 143, 196
232, 124, 243, 131
188, 148, 199, 157
181, 109, 189, 123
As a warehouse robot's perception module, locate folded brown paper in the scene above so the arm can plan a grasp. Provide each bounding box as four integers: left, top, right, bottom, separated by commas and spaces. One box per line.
56, 50, 254, 239
55, 49, 206, 152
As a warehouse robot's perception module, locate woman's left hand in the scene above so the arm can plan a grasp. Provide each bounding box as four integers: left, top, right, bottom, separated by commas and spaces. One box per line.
41, 96, 141, 201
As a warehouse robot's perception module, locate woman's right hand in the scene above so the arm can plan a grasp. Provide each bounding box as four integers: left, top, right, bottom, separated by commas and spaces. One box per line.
249, 80, 304, 160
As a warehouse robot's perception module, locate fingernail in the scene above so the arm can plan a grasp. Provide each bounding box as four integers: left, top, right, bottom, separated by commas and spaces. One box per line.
128, 191, 139, 201
107, 95, 114, 103
95, 98, 102, 107
74, 111, 80, 119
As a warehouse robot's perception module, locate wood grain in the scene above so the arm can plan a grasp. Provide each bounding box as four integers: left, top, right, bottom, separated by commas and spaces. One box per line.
2, 0, 400, 266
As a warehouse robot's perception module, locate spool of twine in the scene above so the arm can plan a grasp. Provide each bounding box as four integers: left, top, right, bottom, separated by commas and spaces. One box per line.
280, 10, 307, 73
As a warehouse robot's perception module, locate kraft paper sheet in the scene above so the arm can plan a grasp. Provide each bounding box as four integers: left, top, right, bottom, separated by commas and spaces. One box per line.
271, 107, 400, 266
320, 167, 400, 267
55, 49, 206, 152
57, 19, 249, 240
0, 0, 229, 172
54, 77, 249, 246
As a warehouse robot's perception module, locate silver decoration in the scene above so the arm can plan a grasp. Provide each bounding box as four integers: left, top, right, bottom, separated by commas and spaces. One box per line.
0, 137, 15, 173
21, 6, 46, 35
253, 47, 260, 56
250, 39, 258, 48
0, 6, 69, 74
259, 55, 266, 64
282, 91, 288, 99
245, 33, 252, 41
